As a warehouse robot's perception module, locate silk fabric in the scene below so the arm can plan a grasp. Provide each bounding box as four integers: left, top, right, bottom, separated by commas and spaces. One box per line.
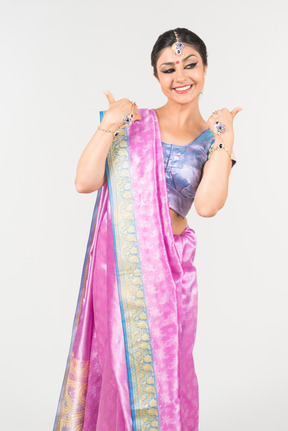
53, 108, 200, 431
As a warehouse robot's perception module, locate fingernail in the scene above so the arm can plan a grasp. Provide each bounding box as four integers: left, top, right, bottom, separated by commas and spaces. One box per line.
103, 90, 108, 95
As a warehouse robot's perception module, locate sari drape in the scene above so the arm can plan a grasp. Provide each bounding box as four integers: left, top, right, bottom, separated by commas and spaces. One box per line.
53, 108, 199, 431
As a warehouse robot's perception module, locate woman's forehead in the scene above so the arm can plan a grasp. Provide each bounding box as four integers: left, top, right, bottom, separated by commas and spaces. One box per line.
157, 46, 200, 66
157, 45, 199, 63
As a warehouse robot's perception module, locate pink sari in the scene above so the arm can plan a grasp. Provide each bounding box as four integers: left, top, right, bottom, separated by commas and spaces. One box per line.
53, 108, 199, 431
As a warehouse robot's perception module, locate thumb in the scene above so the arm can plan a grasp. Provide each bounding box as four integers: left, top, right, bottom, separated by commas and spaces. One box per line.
231, 106, 243, 119
104, 89, 115, 105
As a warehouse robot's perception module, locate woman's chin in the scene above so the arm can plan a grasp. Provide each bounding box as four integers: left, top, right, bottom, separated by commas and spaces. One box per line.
168, 95, 198, 105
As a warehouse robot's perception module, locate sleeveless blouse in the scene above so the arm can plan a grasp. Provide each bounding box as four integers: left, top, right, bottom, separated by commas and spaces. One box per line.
162, 128, 237, 218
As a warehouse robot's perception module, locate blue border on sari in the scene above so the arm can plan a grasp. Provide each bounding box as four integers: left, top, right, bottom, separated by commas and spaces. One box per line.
101, 111, 137, 427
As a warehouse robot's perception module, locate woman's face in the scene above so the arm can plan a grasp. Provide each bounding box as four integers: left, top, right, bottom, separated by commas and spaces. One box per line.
155, 44, 207, 105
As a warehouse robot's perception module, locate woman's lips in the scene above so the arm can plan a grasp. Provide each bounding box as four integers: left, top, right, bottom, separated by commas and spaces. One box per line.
173, 84, 194, 94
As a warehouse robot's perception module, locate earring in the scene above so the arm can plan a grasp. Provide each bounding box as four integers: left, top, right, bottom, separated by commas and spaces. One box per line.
200, 88, 205, 95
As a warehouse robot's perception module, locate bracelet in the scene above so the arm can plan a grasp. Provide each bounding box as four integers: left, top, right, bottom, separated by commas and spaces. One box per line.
98, 101, 137, 138
207, 110, 232, 162
98, 126, 119, 137
207, 142, 232, 161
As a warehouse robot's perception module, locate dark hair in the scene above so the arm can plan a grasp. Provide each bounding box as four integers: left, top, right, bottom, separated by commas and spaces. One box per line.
151, 27, 208, 79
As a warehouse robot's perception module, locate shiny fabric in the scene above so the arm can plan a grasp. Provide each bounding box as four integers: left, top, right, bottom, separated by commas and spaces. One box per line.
162, 132, 237, 218
53, 108, 201, 431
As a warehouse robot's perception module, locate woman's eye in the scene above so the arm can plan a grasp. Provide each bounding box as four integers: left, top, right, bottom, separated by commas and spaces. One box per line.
161, 62, 198, 74
185, 62, 198, 69
162, 68, 175, 74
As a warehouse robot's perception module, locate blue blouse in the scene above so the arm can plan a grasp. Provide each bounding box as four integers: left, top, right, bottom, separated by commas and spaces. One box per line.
162, 128, 236, 218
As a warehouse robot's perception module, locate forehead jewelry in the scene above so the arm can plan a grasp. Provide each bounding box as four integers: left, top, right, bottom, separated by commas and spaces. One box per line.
172, 31, 185, 57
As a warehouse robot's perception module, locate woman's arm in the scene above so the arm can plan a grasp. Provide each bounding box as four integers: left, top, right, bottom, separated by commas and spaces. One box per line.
75, 113, 116, 193
194, 131, 234, 217
75, 91, 141, 193
194, 107, 242, 217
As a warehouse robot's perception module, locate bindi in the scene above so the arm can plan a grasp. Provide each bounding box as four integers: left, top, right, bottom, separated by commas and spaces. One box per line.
176, 60, 180, 64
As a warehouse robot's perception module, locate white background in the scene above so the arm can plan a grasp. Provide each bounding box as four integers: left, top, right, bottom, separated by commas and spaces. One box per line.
1, 0, 287, 430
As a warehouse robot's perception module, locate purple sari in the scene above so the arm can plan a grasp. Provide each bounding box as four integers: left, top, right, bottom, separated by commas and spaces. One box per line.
53, 108, 199, 430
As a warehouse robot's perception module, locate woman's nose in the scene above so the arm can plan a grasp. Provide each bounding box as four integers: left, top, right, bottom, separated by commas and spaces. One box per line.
175, 67, 185, 81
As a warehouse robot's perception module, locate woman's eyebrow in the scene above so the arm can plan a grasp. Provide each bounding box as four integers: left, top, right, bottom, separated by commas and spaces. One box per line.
159, 54, 197, 67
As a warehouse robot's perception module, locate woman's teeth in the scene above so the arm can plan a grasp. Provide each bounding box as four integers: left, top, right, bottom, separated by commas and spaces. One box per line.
174, 85, 193, 93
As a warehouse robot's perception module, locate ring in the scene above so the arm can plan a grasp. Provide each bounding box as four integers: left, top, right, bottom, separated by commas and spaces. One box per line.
213, 121, 226, 134
121, 101, 137, 128
212, 110, 225, 134
130, 101, 136, 117
123, 113, 134, 126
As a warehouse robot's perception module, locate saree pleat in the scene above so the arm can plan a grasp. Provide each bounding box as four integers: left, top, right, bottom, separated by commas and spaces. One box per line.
53, 108, 199, 431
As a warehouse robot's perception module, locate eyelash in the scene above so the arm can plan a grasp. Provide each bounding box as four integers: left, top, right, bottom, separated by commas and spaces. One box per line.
162, 62, 198, 74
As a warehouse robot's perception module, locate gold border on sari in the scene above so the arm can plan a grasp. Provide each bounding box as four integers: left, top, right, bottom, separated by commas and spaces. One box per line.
106, 126, 160, 430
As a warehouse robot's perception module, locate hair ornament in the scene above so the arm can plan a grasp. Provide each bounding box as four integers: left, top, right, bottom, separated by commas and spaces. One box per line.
172, 31, 185, 57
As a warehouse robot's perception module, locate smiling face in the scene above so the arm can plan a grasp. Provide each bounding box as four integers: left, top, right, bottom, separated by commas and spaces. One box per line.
155, 44, 208, 105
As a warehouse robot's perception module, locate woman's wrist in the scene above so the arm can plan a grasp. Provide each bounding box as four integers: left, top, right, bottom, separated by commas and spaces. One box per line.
207, 131, 234, 165
213, 131, 234, 153
100, 112, 122, 131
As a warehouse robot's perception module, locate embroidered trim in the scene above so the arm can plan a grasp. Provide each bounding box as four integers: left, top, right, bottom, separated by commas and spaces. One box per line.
106, 120, 160, 430
55, 353, 90, 431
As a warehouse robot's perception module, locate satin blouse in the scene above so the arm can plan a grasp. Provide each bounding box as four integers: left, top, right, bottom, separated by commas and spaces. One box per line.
162, 128, 237, 218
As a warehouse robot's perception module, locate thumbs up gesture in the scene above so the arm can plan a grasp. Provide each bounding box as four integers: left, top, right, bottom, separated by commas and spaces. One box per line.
207, 107, 243, 136
103, 90, 142, 130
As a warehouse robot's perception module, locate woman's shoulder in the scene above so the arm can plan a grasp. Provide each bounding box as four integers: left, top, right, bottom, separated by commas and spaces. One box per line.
201, 129, 215, 153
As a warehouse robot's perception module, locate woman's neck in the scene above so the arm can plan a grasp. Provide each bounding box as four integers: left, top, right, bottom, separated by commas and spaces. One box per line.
157, 100, 207, 130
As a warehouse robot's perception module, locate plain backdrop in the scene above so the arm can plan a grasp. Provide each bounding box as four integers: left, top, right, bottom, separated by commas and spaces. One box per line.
1, 0, 288, 430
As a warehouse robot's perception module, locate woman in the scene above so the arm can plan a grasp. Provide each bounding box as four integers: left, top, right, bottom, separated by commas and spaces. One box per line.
53, 28, 241, 431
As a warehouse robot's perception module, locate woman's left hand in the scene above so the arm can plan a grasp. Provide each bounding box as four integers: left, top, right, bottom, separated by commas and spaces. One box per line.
207, 107, 243, 135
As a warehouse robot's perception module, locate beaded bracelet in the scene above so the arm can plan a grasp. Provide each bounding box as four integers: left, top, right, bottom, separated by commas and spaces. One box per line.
207, 111, 232, 162
98, 125, 120, 137
98, 101, 136, 138
207, 140, 232, 161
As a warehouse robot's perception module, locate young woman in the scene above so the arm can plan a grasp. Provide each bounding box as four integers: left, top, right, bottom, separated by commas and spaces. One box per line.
53, 27, 241, 431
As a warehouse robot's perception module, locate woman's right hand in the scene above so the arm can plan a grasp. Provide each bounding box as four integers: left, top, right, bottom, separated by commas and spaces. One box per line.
75, 92, 141, 193
102, 90, 142, 130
